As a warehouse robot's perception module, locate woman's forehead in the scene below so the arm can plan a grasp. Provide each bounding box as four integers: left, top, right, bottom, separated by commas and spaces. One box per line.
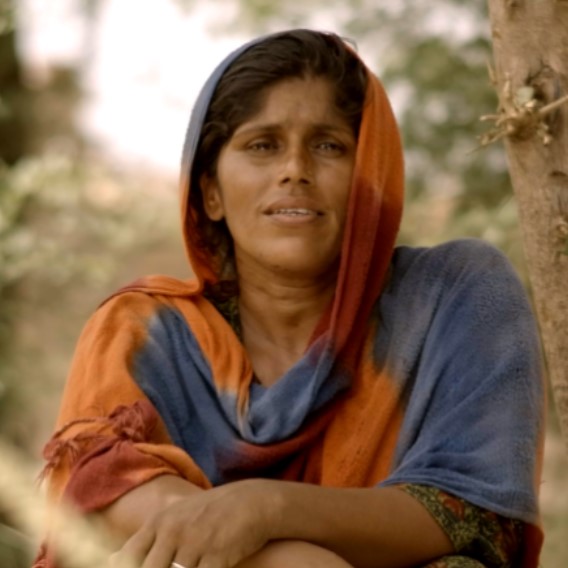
232, 77, 350, 134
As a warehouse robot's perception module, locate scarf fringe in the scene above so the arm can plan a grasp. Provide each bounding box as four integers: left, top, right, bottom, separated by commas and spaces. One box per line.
38, 401, 155, 484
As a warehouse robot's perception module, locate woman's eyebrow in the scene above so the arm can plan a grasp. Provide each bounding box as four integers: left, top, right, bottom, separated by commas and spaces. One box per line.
310, 123, 354, 135
233, 124, 281, 137
234, 122, 352, 137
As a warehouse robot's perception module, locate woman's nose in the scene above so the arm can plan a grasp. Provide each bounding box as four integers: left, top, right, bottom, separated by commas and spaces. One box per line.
279, 146, 312, 185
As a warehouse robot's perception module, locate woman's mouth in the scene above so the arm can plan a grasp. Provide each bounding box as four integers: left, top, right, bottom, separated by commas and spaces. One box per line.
264, 197, 324, 220
270, 208, 321, 217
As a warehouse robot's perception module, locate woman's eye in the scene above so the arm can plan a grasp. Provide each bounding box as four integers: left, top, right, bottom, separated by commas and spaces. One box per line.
247, 140, 276, 152
315, 141, 345, 154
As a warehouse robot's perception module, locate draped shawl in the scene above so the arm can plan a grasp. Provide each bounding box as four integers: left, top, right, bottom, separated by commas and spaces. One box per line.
36, 30, 545, 568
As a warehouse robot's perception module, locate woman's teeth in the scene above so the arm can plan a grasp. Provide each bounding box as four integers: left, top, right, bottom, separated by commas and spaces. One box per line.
273, 209, 315, 215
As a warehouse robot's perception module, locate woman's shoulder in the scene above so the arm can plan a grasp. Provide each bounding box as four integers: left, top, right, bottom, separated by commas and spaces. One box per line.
101, 274, 201, 306
83, 275, 205, 332
378, 238, 531, 329
388, 238, 523, 298
392, 238, 515, 278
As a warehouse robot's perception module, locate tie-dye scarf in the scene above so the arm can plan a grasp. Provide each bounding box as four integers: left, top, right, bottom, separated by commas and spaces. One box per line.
35, 31, 545, 568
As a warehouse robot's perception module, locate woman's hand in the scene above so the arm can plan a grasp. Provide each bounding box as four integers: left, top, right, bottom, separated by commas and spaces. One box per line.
108, 479, 279, 568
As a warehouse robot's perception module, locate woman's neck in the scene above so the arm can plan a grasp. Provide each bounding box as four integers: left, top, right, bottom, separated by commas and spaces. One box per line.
237, 264, 337, 386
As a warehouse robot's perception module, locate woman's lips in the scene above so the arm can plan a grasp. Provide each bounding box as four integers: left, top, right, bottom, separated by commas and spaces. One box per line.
264, 198, 324, 217
271, 208, 320, 216
265, 209, 323, 227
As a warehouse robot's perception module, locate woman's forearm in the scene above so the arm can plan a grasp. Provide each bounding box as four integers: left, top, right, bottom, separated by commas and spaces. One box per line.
264, 481, 453, 568
103, 478, 355, 568
100, 476, 452, 568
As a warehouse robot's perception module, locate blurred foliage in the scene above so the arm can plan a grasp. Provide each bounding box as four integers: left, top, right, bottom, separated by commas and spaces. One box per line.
0, 3, 35, 562
0, 151, 178, 441
0, 0, 27, 436
0, 0, 27, 164
0, 0, 14, 34
1, 154, 140, 294
0, 0, 176, 444
0, 5, 175, 539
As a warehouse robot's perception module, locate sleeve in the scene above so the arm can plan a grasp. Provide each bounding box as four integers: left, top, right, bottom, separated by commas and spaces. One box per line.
40, 292, 210, 512
376, 240, 545, 568
397, 484, 523, 568
380, 240, 545, 524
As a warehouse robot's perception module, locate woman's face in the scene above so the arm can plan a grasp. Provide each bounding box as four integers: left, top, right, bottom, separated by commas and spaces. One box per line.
201, 76, 356, 280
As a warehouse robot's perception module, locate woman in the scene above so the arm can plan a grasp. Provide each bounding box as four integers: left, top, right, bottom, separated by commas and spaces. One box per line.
34, 30, 545, 568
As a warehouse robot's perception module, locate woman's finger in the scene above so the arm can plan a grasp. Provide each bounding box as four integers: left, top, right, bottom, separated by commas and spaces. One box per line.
172, 541, 203, 568
170, 562, 194, 568
196, 553, 228, 568
169, 561, 193, 568
139, 531, 180, 568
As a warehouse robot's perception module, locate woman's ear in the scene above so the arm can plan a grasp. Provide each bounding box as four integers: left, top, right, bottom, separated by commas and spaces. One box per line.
200, 173, 225, 221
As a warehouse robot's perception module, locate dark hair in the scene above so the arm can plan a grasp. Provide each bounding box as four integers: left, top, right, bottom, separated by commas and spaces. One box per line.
189, 30, 368, 298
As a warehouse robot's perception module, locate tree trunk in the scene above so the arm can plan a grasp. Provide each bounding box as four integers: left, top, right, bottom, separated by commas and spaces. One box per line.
486, 0, 568, 453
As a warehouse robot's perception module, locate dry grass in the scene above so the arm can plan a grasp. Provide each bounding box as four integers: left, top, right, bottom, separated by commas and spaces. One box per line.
0, 441, 137, 568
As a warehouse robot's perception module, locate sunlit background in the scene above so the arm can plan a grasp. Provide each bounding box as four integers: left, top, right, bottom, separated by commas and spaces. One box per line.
1, 0, 567, 566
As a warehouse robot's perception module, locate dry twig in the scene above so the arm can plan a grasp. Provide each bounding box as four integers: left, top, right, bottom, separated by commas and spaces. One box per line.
479, 72, 568, 147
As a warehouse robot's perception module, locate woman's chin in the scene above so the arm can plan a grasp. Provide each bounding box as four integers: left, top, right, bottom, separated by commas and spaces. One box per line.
259, 250, 340, 280
234, 238, 342, 281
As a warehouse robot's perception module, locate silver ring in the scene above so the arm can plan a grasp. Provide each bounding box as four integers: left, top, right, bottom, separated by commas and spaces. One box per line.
170, 563, 187, 568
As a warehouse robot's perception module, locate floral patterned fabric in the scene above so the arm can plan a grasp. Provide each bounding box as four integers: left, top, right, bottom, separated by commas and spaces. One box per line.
399, 484, 523, 568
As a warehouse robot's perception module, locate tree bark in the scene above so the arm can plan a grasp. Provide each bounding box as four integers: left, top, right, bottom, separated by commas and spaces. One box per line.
486, 0, 568, 453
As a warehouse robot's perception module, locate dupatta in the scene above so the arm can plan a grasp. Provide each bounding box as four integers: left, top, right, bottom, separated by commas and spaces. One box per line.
35, 30, 545, 568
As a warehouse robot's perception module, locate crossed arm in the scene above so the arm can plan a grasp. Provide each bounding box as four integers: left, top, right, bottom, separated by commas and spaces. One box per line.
104, 474, 453, 568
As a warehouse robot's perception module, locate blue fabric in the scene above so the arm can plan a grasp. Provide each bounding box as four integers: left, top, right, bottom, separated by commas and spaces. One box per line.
375, 239, 543, 524
131, 238, 544, 525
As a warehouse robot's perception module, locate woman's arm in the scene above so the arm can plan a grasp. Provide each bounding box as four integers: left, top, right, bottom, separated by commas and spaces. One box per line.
105, 476, 452, 568
262, 480, 453, 568
103, 476, 355, 567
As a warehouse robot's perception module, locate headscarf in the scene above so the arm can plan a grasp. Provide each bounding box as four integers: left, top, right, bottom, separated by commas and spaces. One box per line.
34, 30, 544, 568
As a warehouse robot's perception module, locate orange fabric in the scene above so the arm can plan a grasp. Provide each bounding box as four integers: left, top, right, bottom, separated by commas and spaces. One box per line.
41, 65, 405, 499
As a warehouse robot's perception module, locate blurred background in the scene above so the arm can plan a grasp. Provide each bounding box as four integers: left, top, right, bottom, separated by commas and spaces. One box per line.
0, 0, 566, 566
